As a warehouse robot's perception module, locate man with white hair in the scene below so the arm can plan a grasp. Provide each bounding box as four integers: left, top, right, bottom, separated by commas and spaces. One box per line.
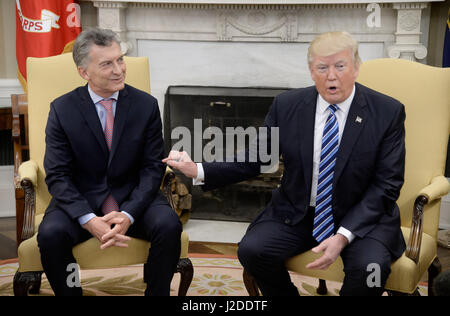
165, 31, 406, 296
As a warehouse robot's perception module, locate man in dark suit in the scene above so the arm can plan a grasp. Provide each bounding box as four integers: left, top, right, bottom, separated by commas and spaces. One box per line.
164, 31, 406, 296
37, 28, 182, 296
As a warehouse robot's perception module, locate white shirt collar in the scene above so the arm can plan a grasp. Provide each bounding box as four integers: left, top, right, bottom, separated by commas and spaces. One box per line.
317, 84, 355, 115
87, 84, 119, 104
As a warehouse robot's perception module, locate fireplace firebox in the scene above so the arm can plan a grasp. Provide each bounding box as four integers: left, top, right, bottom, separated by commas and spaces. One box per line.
164, 86, 289, 222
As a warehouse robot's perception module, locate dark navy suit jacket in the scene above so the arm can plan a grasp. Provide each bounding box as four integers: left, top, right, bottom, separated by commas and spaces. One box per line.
202, 82, 406, 259
44, 84, 167, 222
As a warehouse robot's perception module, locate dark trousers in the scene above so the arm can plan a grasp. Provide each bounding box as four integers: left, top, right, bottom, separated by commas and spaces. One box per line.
37, 200, 182, 296
237, 209, 393, 296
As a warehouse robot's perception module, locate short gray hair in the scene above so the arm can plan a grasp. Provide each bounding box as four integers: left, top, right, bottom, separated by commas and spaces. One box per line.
72, 27, 121, 68
308, 31, 361, 68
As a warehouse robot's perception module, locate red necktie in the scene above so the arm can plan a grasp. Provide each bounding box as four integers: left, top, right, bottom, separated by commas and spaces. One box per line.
99, 99, 119, 214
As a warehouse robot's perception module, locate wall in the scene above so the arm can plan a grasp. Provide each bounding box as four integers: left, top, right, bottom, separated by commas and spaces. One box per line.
0, 0, 18, 79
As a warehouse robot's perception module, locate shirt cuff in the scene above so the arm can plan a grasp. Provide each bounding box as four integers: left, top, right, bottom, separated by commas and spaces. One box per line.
121, 211, 135, 225
337, 226, 355, 244
78, 211, 134, 225
78, 213, 96, 226
192, 163, 205, 185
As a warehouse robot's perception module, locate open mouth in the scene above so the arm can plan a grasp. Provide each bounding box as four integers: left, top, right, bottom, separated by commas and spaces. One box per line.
327, 86, 338, 93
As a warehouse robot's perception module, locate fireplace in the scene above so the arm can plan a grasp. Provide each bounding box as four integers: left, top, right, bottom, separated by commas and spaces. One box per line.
164, 85, 289, 222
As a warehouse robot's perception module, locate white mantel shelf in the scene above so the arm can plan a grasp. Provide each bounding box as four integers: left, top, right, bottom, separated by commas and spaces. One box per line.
81, 0, 445, 8
82, 0, 443, 3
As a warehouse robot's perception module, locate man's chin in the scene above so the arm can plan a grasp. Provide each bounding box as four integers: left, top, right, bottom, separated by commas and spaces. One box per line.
114, 82, 125, 91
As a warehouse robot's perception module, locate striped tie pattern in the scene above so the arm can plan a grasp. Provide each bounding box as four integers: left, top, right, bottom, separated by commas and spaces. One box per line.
99, 99, 119, 215
313, 104, 339, 243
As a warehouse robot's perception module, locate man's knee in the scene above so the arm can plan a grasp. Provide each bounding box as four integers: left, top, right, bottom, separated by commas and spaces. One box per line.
341, 260, 391, 296
37, 218, 71, 251
146, 205, 182, 241
341, 239, 392, 296
237, 236, 265, 269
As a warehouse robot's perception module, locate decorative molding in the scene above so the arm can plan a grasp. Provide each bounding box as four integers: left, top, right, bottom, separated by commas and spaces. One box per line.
229, 12, 288, 35
387, 43, 428, 60
121, 2, 393, 10
392, 2, 428, 9
81, 0, 442, 4
92, 1, 128, 9
217, 10, 298, 42
398, 10, 421, 32
388, 1, 428, 61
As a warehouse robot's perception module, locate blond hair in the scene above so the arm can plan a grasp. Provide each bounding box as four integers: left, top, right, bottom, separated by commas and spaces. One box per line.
307, 31, 361, 67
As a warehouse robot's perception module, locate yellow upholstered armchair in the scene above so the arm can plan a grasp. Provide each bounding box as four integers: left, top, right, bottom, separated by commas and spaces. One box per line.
12, 53, 193, 296
244, 58, 450, 296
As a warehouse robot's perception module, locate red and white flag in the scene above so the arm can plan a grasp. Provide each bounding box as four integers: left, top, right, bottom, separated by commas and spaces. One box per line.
16, 0, 82, 91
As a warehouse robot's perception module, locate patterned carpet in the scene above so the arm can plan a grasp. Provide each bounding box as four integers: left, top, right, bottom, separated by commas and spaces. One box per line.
0, 255, 429, 296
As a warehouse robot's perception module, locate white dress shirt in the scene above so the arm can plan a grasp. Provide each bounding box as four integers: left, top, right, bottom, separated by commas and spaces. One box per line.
77, 85, 134, 226
310, 86, 355, 243
193, 86, 357, 243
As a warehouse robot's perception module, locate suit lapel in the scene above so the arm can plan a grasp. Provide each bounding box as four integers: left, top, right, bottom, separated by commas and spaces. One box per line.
78, 85, 109, 157
333, 83, 368, 185
109, 86, 131, 166
297, 88, 318, 195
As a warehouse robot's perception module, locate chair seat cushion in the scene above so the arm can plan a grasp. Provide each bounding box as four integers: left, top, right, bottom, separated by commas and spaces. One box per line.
285, 227, 436, 294
17, 231, 189, 272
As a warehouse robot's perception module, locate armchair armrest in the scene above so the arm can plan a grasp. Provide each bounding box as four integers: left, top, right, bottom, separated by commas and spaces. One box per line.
11, 94, 28, 189
18, 160, 39, 187
406, 175, 450, 263
161, 166, 177, 211
419, 176, 450, 202
17, 160, 39, 244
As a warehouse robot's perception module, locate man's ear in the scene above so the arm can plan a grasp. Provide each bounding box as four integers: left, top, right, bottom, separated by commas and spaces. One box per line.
353, 66, 360, 81
353, 59, 361, 79
309, 66, 317, 84
77, 66, 89, 81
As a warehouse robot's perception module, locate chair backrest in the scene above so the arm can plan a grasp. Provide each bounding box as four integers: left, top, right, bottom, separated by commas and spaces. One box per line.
357, 58, 450, 239
26, 53, 151, 216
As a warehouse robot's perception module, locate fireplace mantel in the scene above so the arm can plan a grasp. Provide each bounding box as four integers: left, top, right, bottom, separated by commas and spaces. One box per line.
79, 0, 442, 112
82, 0, 440, 59
83, 0, 439, 4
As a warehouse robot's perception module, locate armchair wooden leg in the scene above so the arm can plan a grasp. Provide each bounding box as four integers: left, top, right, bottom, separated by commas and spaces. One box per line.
428, 257, 442, 296
317, 279, 328, 295
143, 259, 193, 296
243, 269, 260, 296
176, 258, 194, 296
13, 271, 43, 296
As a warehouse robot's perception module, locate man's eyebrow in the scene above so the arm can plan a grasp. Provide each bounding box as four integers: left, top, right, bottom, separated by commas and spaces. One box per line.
98, 58, 112, 65
99, 54, 124, 64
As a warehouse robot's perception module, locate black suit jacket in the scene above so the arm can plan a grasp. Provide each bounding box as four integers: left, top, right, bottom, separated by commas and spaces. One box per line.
202, 82, 406, 259
44, 84, 167, 221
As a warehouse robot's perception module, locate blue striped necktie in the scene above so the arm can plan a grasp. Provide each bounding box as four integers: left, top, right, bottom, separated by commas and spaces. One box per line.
313, 104, 339, 243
